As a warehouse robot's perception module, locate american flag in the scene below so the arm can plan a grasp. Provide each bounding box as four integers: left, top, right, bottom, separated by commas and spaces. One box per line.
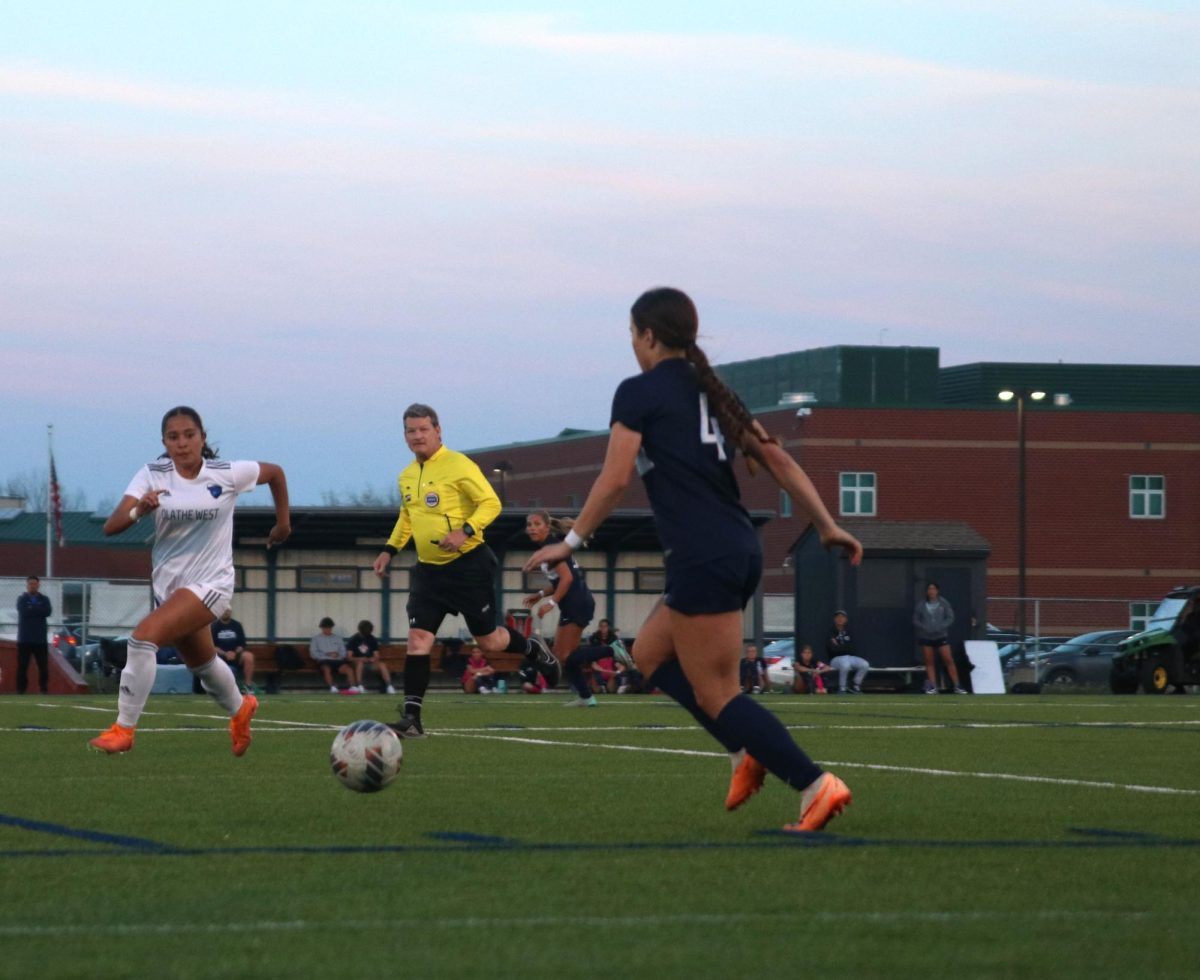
49, 454, 65, 546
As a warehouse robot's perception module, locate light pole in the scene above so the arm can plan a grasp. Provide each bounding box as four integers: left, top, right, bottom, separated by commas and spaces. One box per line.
492, 460, 512, 506
997, 388, 1046, 642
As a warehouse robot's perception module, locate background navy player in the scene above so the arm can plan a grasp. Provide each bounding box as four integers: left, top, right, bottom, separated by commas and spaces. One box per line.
522, 510, 597, 706
527, 287, 864, 833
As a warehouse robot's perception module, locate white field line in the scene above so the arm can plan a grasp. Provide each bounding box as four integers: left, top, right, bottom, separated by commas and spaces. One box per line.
20, 703, 1200, 796
0, 909, 1163, 939
440, 732, 1200, 797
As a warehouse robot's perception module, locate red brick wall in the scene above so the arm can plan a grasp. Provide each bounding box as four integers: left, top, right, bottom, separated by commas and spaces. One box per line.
0, 544, 151, 579
471, 406, 1200, 609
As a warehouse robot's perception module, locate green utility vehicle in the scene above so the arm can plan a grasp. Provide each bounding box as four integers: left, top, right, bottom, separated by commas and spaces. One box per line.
1109, 587, 1200, 694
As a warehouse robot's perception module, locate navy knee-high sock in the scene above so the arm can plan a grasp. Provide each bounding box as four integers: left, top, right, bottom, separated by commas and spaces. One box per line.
648, 659, 743, 754
564, 650, 592, 699
716, 694, 823, 791
404, 655, 431, 720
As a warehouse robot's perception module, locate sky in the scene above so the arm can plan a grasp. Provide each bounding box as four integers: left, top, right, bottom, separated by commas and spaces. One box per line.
2, 1, 1197, 509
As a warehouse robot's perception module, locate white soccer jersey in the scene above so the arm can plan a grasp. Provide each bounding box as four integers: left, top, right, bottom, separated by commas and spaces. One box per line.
124, 458, 260, 603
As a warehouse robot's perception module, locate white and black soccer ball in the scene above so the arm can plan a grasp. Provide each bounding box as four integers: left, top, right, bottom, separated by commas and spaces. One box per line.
330, 720, 403, 793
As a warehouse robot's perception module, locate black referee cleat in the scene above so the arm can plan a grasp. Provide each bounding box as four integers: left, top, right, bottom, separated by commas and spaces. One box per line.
528, 636, 561, 688
389, 714, 426, 739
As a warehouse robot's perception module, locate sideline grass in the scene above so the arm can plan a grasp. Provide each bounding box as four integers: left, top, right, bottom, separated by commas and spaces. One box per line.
2, 691, 1199, 979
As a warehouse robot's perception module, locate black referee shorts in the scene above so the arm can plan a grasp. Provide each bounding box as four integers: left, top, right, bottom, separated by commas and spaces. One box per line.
407, 545, 500, 637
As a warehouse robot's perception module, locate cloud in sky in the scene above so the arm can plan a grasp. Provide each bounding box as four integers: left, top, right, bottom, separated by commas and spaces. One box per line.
1, 3, 1196, 504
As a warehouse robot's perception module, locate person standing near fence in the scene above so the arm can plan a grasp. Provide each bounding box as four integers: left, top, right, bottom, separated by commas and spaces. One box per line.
913, 582, 966, 694
88, 406, 290, 755
16, 575, 52, 695
525, 287, 863, 833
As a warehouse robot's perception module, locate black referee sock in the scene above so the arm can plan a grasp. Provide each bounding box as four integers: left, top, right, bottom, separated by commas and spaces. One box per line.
503, 628, 531, 655
648, 659, 743, 754
404, 655, 430, 720
716, 694, 823, 791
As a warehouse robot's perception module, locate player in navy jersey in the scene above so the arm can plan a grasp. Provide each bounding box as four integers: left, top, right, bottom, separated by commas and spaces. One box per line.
522, 511, 597, 706
88, 406, 290, 756
526, 288, 864, 833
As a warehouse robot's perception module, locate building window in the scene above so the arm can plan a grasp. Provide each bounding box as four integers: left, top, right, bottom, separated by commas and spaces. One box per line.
1129, 602, 1154, 632
839, 472, 876, 516
298, 568, 359, 591
779, 490, 792, 518
1129, 475, 1164, 519
635, 568, 666, 593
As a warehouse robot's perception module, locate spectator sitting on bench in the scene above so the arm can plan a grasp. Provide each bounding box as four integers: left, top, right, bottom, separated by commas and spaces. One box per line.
462, 647, 498, 694
827, 610, 869, 694
211, 608, 257, 694
310, 617, 352, 693
739, 642, 769, 694
792, 644, 830, 695
516, 660, 546, 694
347, 620, 396, 695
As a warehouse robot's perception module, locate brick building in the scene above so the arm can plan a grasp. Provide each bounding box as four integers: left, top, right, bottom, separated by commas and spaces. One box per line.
3, 347, 1196, 644
467, 348, 1200, 637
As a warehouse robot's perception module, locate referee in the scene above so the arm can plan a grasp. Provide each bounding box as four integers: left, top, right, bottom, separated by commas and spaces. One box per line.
373, 403, 556, 737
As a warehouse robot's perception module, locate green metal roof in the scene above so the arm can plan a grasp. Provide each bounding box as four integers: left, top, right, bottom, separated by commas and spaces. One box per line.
938, 362, 1200, 411
715, 345, 942, 410
0, 511, 155, 547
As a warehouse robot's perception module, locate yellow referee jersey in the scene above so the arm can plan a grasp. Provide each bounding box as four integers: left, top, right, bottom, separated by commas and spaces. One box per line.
385, 445, 501, 565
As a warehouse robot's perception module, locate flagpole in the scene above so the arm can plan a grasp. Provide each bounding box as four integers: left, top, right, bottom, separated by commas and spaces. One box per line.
46, 424, 54, 578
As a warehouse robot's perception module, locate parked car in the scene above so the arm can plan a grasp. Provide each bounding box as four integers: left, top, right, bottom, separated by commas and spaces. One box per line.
1004, 630, 1137, 690
996, 637, 1070, 668
51, 619, 107, 672
762, 638, 796, 689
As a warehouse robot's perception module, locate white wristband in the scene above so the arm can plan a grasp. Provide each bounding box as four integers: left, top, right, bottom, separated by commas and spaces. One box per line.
564, 529, 584, 550
546, 598, 557, 608
129, 506, 141, 523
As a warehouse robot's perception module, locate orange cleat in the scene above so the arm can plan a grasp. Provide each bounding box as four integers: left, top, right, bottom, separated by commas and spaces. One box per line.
89, 723, 135, 754
725, 753, 768, 811
230, 693, 258, 757
784, 772, 852, 833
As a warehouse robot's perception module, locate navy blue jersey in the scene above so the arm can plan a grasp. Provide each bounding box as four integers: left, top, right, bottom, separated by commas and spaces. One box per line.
610, 358, 757, 564
538, 536, 591, 603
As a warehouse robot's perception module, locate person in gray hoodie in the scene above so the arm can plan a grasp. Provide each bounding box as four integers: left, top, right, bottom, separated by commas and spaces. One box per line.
913, 582, 966, 694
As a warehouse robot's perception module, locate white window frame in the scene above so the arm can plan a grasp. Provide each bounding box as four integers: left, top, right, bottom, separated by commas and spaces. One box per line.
839, 472, 877, 517
779, 490, 792, 518
1129, 475, 1165, 520
1129, 601, 1153, 633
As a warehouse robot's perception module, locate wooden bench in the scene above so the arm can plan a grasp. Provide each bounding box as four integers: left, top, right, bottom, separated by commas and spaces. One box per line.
249, 643, 530, 692
776, 664, 927, 694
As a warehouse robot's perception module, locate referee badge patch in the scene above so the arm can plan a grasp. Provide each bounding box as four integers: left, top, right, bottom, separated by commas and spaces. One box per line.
424, 491, 440, 507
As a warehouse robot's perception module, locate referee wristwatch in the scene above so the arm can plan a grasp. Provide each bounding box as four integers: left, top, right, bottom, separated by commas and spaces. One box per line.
461, 522, 476, 538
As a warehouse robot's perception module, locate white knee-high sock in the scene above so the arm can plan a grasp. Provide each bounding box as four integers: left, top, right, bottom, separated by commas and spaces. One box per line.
117, 639, 158, 728
191, 655, 244, 715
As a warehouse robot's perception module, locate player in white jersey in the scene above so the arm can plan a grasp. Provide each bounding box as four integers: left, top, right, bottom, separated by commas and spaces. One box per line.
88, 406, 291, 755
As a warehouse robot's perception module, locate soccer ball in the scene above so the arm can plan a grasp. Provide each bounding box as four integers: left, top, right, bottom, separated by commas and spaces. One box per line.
330, 720, 403, 793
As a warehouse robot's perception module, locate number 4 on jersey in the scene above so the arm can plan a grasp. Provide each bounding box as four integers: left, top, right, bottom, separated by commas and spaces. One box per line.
699, 393, 728, 461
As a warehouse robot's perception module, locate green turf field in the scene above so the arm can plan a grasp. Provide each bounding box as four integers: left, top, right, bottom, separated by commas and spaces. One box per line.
2, 691, 1198, 979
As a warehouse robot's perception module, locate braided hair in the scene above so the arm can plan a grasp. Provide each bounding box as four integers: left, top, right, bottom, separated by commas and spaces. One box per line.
629, 287, 777, 474
160, 405, 218, 460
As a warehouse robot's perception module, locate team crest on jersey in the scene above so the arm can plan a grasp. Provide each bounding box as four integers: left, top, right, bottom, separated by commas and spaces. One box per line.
424, 491, 440, 507
207, 485, 222, 499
